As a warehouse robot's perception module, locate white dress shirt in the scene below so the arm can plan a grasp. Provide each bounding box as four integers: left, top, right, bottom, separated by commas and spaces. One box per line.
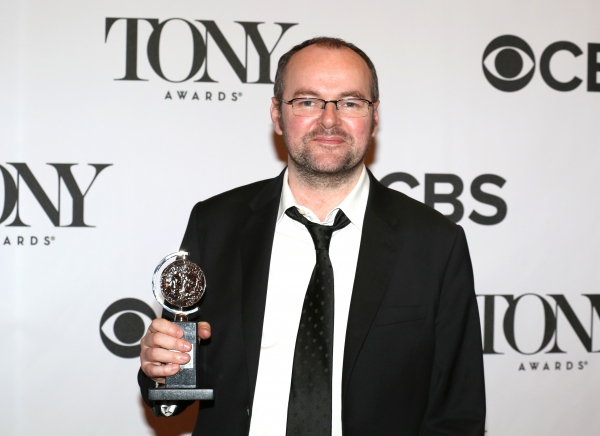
249, 167, 370, 436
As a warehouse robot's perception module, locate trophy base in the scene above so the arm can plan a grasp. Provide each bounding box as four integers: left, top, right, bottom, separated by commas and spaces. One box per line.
149, 387, 214, 401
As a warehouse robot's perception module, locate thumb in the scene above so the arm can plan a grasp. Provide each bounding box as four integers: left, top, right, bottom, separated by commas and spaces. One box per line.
198, 321, 212, 340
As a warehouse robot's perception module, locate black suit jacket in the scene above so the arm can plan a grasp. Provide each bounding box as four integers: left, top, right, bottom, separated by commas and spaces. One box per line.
139, 169, 486, 435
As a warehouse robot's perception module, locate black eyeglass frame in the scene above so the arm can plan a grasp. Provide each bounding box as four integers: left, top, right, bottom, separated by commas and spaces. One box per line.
279, 97, 375, 116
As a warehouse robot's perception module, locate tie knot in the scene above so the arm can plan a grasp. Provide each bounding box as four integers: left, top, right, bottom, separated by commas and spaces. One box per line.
285, 207, 351, 252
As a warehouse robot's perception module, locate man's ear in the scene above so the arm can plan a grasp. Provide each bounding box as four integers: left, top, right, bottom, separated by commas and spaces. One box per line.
371, 100, 380, 137
270, 97, 283, 136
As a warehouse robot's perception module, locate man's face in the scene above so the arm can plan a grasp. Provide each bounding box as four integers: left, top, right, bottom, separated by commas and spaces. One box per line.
271, 45, 379, 178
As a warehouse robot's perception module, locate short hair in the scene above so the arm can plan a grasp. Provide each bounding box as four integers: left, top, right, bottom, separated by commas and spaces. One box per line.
273, 37, 379, 103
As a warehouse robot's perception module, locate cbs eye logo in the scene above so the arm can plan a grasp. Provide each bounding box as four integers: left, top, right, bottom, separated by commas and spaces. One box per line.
100, 298, 156, 358
482, 35, 535, 92
483, 35, 600, 92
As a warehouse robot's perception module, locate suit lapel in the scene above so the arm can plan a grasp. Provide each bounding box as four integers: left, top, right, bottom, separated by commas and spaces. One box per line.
342, 172, 406, 402
240, 171, 284, 407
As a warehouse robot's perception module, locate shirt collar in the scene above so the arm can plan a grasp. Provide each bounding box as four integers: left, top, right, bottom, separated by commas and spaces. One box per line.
276, 165, 370, 230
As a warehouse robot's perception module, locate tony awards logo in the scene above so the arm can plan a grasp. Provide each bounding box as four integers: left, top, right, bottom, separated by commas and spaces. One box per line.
148, 251, 214, 401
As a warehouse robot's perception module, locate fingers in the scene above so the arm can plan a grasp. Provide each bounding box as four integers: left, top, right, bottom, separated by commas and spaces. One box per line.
147, 318, 184, 338
139, 319, 213, 383
142, 344, 191, 366
198, 321, 212, 340
143, 330, 191, 353
140, 343, 191, 370
140, 318, 192, 381
142, 362, 180, 384
143, 318, 190, 351
140, 348, 190, 382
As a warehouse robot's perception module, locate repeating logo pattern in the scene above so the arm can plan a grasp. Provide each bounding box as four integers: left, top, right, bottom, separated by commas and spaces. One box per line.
479, 294, 600, 355
105, 18, 297, 83
381, 172, 507, 225
100, 298, 156, 358
483, 35, 536, 92
0, 163, 111, 227
483, 35, 600, 92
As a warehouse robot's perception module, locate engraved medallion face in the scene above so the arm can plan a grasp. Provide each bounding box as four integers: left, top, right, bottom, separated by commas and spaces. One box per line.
160, 259, 206, 308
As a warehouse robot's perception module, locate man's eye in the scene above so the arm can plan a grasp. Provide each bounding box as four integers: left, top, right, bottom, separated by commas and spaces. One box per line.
298, 99, 316, 107
340, 100, 361, 109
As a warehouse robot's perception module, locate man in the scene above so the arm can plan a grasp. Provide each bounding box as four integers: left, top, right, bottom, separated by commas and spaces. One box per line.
139, 37, 485, 435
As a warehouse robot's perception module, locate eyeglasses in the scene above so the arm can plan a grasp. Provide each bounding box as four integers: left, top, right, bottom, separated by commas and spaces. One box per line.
279, 97, 374, 118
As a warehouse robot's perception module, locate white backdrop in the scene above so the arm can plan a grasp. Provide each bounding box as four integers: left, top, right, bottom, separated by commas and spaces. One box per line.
2, 1, 599, 434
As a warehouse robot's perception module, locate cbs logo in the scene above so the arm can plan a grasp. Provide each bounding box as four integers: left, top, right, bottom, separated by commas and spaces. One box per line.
483, 35, 600, 92
381, 173, 507, 225
100, 298, 156, 358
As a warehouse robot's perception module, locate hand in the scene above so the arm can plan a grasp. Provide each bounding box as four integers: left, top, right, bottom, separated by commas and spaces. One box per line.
140, 318, 212, 384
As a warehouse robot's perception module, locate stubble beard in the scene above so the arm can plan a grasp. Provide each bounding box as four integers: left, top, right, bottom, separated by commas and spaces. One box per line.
282, 119, 373, 191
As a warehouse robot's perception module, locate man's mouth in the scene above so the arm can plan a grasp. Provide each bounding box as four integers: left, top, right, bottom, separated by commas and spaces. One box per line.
313, 135, 345, 145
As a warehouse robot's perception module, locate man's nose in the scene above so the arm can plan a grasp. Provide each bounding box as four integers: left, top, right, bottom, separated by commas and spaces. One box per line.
319, 101, 341, 128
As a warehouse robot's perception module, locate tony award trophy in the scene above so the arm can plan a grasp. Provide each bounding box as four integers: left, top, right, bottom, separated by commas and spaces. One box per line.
148, 251, 214, 402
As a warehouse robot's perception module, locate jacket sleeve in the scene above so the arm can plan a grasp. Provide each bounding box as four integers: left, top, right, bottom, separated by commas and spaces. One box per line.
420, 225, 486, 435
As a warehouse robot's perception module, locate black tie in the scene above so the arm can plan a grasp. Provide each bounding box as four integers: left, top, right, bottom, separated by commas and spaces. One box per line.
285, 207, 351, 436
